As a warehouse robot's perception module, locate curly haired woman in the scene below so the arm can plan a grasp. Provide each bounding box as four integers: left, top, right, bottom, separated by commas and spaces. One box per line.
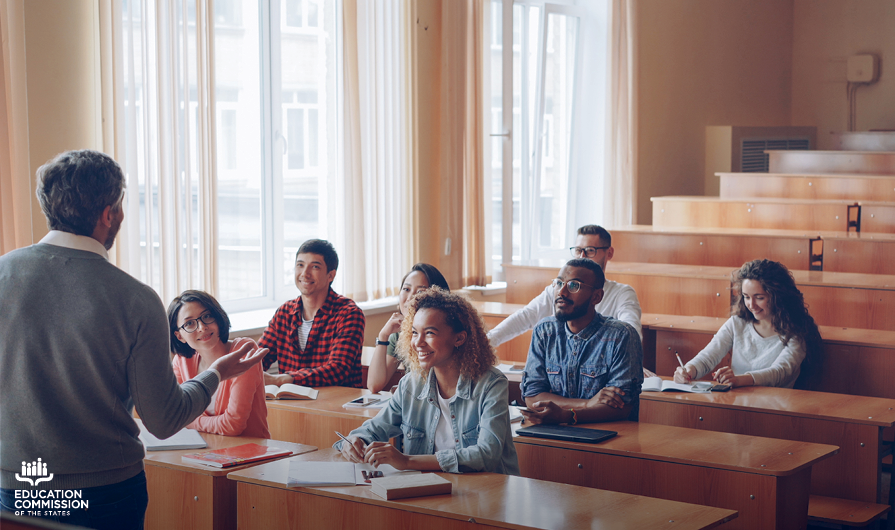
337, 288, 519, 474
674, 259, 822, 388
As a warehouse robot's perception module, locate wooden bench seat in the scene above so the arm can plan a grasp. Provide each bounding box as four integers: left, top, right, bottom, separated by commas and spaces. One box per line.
651, 196, 895, 233
717, 172, 895, 202
807, 495, 890, 528
611, 224, 895, 274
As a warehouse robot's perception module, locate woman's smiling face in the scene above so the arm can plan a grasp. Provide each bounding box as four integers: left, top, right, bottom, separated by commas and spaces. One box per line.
174, 301, 221, 352
741, 279, 772, 322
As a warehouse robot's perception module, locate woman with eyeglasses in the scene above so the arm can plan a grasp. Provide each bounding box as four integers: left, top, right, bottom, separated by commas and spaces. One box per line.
674, 259, 822, 389
167, 290, 270, 438
367, 263, 450, 393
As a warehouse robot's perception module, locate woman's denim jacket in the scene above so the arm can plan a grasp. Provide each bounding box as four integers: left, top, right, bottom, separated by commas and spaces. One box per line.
334, 366, 520, 475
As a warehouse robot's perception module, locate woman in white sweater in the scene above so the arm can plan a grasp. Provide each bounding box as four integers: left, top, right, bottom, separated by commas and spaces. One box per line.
674, 259, 822, 388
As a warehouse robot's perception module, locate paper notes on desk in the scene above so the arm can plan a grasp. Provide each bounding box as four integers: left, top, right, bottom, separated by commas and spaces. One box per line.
642, 376, 712, 393
140, 427, 207, 451
287, 461, 420, 487
496, 363, 525, 374
370, 474, 452, 500
265, 383, 319, 400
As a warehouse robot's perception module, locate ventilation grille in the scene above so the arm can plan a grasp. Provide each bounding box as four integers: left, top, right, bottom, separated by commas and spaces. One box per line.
741, 137, 812, 172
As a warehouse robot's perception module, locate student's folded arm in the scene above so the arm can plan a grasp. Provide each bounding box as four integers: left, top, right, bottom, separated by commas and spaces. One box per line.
746, 338, 807, 387
438, 375, 511, 473
129, 290, 216, 439
290, 307, 365, 387
488, 284, 553, 347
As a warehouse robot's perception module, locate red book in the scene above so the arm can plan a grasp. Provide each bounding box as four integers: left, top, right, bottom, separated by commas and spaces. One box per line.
181, 443, 293, 468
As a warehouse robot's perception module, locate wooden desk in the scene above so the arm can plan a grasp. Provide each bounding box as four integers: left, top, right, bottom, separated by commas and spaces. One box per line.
266, 387, 380, 449
227, 448, 738, 530
513, 420, 837, 530
651, 195, 895, 233
138, 421, 315, 530
717, 171, 895, 202
767, 149, 895, 176
612, 224, 895, 275
639, 387, 895, 505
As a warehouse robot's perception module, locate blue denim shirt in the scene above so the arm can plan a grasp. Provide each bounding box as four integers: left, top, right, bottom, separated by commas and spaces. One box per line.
521, 314, 643, 420
334, 366, 519, 475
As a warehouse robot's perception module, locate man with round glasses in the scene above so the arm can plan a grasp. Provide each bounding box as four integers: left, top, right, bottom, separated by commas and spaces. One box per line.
0, 150, 266, 529
487, 225, 641, 346
519, 259, 643, 425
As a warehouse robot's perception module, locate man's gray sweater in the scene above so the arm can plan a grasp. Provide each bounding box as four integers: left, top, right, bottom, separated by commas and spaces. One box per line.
0, 243, 218, 489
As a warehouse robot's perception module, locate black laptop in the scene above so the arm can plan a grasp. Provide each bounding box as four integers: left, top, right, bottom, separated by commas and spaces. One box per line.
516, 424, 617, 444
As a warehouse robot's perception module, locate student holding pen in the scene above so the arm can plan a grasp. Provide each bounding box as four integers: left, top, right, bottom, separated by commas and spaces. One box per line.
674, 259, 822, 389
336, 288, 519, 475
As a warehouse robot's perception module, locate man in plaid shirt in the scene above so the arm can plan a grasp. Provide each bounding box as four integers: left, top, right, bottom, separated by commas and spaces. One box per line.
260, 239, 365, 388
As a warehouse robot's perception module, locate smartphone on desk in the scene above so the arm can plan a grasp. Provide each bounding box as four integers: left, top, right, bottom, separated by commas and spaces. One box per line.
710, 384, 731, 392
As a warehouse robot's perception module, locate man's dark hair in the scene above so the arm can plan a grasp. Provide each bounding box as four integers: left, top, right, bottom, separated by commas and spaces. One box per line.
167, 290, 231, 358
296, 239, 339, 272
36, 150, 126, 236
565, 258, 605, 290
577, 224, 611, 246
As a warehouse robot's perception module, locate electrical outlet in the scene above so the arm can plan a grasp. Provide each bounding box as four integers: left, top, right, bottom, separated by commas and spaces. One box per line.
846, 55, 879, 83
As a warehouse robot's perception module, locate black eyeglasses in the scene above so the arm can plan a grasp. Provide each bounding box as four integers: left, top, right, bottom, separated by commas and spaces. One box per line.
570, 246, 609, 258
553, 278, 595, 294
179, 313, 216, 333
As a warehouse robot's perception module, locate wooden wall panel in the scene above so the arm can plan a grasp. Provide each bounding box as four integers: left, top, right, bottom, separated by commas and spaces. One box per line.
821, 237, 895, 275
515, 443, 803, 530
719, 174, 895, 202
266, 408, 366, 449
767, 151, 895, 175
800, 285, 895, 331
640, 401, 882, 503
610, 273, 732, 317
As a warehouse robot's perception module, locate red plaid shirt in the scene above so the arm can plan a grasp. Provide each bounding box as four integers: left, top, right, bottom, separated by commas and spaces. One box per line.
260, 289, 365, 388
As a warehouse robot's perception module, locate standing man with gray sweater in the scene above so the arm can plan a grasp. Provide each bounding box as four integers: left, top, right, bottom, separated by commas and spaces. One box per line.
0, 150, 266, 530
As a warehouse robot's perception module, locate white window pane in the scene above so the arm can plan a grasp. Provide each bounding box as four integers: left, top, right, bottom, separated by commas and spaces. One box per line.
534, 13, 578, 251
215, 0, 264, 301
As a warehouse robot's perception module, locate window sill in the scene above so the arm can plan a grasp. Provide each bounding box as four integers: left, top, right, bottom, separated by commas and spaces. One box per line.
229, 283, 507, 337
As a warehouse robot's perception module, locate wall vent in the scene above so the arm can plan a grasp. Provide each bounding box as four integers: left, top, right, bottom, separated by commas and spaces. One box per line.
741, 137, 812, 172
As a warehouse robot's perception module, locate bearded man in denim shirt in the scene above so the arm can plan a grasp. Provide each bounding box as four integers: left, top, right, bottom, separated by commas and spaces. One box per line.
520, 259, 643, 424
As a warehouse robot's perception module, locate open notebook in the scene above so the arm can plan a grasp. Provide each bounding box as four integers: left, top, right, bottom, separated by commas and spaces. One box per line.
642, 376, 712, 393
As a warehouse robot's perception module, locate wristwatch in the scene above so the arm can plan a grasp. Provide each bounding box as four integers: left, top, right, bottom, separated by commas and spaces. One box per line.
376, 339, 390, 346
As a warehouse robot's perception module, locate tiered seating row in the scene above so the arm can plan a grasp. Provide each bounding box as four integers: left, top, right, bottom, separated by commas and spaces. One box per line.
611, 225, 895, 275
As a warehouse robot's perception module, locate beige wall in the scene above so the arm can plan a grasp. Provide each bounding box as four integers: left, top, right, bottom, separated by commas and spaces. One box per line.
791, 0, 895, 150
636, 0, 794, 224
23, 0, 101, 241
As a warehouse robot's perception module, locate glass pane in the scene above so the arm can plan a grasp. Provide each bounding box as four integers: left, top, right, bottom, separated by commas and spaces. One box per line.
511, 4, 523, 261
215, 0, 264, 300
535, 12, 578, 252
277, 0, 337, 291
489, 0, 503, 274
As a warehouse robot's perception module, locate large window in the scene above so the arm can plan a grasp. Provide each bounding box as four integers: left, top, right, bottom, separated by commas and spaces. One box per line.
123, 0, 340, 310
489, 0, 607, 275
215, 0, 339, 309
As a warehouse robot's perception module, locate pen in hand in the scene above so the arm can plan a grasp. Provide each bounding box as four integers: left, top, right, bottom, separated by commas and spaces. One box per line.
675, 353, 690, 382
